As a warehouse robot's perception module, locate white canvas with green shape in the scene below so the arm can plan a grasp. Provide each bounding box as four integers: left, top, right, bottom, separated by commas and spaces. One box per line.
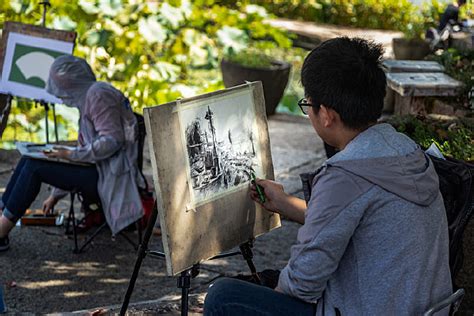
0, 32, 74, 104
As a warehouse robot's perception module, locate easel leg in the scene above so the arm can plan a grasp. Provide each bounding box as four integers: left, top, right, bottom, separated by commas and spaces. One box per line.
43, 102, 50, 144
240, 240, 261, 285
178, 270, 191, 316
177, 265, 199, 316
69, 192, 79, 253
52, 103, 59, 143
120, 201, 159, 316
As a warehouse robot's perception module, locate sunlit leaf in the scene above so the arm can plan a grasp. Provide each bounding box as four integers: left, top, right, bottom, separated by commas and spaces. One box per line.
216, 26, 248, 54
138, 16, 167, 44
159, 2, 184, 30
245, 5, 268, 18
85, 30, 100, 46
153, 61, 181, 82
78, 0, 100, 15
98, 0, 123, 17
52, 16, 77, 31
104, 18, 124, 36
171, 84, 199, 98
9, 0, 33, 14
180, 0, 192, 19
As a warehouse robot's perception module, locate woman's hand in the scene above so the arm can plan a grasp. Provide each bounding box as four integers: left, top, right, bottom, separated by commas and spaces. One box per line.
42, 196, 59, 215
250, 178, 287, 214
44, 147, 72, 160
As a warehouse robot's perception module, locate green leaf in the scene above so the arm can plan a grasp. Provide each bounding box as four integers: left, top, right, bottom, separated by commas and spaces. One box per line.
153, 61, 181, 82
52, 16, 77, 31
78, 0, 100, 15
85, 30, 101, 46
180, 0, 192, 19
159, 2, 184, 30
138, 16, 168, 44
245, 5, 268, 18
9, 0, 33, 14
216, 26, 249, 54
171, 83, 199, 98
98, 0, 123, 17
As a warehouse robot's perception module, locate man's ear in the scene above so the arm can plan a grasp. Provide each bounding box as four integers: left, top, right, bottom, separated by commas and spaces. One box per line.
319, 105, 336, 128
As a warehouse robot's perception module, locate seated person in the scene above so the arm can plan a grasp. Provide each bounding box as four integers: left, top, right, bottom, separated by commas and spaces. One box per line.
438, 0, 466, 31
0, 55, 144, 251
204, 37, 452, 315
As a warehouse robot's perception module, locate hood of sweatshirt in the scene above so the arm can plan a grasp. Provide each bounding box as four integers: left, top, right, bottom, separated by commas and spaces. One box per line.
326, 123, 439, 206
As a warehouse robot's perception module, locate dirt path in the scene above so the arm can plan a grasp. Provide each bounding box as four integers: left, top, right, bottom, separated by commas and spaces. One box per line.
267, 18, 402, 58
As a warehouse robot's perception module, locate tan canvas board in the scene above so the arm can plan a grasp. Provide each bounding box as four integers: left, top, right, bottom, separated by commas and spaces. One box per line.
144, 82, 281, 275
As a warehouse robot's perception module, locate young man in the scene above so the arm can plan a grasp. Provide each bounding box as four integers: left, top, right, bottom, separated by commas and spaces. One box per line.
204, 37, 452, 315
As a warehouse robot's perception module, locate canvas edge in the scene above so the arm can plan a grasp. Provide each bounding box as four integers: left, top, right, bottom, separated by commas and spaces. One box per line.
144, 106, 176, 275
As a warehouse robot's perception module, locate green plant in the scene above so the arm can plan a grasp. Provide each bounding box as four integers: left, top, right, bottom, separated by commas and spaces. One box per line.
224, 49, 274, 68
401, 16, 427, 40
387, 115, 474, 162
429, 48, 474, 97
398, 0, 444, 40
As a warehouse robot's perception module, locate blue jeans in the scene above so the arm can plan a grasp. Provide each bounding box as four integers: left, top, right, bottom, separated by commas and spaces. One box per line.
1, 157, 99, 222
204, 278, 317, 316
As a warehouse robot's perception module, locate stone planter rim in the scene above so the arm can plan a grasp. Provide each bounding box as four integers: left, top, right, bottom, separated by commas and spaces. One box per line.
221, 58, 291, 72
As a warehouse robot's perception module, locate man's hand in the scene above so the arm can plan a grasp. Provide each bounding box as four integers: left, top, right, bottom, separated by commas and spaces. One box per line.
44, 147, 72, 160
42, 196, 59, 215
250, 178, 307, 225
250, 178, 287, 214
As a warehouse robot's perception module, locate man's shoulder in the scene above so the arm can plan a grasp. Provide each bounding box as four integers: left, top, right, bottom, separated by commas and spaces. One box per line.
309, 166, 374, 209
328, 123, 418, 163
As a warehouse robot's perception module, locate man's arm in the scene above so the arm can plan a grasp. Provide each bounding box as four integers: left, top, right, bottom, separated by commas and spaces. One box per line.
277, 169, 370, 303
250, 179, 306, 224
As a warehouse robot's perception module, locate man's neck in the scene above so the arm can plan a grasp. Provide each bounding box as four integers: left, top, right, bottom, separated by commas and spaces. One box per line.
334, 124, 374, 150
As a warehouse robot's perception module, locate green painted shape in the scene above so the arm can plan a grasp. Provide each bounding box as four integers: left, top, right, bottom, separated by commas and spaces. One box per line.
8, 44, 66, 88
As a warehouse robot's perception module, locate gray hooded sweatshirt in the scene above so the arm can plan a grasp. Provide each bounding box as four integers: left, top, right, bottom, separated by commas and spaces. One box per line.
278, 123, 452, 315
46, 55, 143, 234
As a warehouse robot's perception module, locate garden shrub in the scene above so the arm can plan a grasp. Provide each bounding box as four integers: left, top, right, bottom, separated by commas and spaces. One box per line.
430, 48, 474, 97
219, 0, 456, 33
387, 115, 474, 162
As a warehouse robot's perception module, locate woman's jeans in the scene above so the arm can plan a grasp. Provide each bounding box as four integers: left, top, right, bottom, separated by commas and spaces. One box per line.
204, 278, 317, 316
1, 157, 99, 222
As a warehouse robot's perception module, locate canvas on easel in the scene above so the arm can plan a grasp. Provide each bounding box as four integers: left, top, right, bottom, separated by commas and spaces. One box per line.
144, 81, 280, 275
0, 21, 76, 104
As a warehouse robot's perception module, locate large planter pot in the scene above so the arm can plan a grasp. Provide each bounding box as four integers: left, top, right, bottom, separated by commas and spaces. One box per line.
220, 59, 291, 117
392, 38, 431, 60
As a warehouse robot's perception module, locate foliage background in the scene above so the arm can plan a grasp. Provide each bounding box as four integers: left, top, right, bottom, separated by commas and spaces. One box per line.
224, 0, 473, 39
1, 0, 472, 147
0, 0, 292, 146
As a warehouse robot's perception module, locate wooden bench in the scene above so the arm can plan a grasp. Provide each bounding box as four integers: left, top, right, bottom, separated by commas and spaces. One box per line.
386, 72, 463, 115
382, 60, 447, 114
382, 60, 445, 73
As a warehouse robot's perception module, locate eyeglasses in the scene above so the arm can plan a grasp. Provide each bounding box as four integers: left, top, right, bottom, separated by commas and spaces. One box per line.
298, 98, 312, 115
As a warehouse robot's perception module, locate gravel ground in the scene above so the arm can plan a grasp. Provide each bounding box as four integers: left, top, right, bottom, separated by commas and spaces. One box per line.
0, 114, 473, 315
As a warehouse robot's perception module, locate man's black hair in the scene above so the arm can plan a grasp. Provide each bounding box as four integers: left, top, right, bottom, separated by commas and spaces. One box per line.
301, 37, 386, 130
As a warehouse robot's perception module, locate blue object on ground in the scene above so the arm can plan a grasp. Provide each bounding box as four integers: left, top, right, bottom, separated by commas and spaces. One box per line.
0, 285, 6, 313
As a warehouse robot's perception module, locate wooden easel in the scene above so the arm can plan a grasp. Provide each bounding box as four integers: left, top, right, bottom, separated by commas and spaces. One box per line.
120, 202, 260, 316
